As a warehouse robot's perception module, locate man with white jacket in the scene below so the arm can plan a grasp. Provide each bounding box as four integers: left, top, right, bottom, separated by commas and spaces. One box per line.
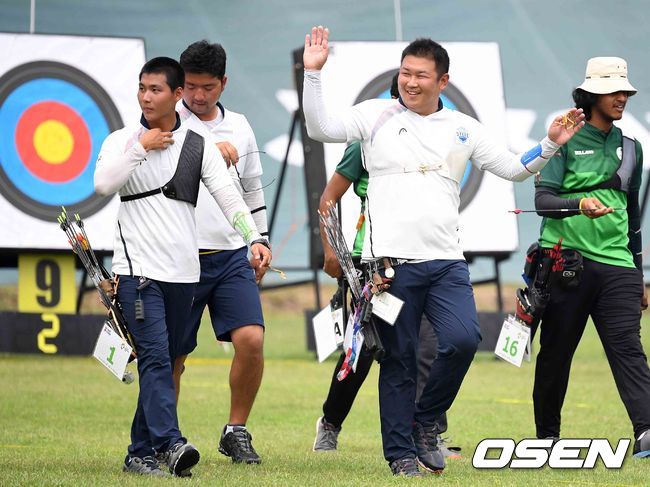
94, 56, 270, 477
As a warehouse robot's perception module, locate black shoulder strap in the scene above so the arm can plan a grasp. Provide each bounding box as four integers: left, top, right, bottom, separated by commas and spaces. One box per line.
617, 136, 636, 193
120, 130, 205, 206
558, 135, 636, 195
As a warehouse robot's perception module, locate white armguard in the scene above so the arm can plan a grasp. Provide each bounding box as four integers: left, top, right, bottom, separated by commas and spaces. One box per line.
210, 183, 262, 245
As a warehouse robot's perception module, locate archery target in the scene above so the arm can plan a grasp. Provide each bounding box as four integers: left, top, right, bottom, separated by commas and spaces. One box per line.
353, 69, 483, 212
0, 33, 145, 252
0, 61, 122, 221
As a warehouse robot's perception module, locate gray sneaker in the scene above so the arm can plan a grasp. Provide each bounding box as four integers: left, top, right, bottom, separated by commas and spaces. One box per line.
157, 441, 200, 477
313, 416, 341, 451
633, 429, 650, 458
437, 436, 462, 459
122, 455, 169, 477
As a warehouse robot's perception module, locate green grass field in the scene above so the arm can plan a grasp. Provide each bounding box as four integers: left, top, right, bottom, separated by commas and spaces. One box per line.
1, 307, 649, 486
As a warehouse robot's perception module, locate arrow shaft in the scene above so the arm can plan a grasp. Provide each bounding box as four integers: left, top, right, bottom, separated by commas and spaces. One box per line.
511, 208, 625, 214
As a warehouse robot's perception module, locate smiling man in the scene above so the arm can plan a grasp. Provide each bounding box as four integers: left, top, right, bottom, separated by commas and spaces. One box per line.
94, 56, 269, 477
301, 26, 587, 476
533, 57, 650, 459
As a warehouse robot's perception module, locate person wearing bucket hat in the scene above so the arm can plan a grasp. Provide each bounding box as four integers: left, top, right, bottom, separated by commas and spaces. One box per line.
533, 56, 650, 458
577, 57, 637, 95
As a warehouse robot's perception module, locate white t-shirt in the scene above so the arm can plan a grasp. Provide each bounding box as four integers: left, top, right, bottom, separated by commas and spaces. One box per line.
341, 99, 539, 260
178, 102, 263, 250
95, 117, 255, 282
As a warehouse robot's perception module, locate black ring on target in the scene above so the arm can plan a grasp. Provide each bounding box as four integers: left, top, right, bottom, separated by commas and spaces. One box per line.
0, 61, 123, 221
354, 69, 483, 212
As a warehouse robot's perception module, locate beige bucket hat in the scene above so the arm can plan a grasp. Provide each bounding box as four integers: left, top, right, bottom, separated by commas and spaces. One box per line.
577, 56, 637, 95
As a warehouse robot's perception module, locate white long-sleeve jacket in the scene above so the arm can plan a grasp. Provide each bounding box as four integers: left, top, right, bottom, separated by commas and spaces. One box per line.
303, 70, 559, 260
94, 117, 262, 282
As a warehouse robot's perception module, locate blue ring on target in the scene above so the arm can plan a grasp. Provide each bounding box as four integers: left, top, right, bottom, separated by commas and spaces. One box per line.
0, 61, 123, 221
355, 70, 483, 212
0, 79, 108, 205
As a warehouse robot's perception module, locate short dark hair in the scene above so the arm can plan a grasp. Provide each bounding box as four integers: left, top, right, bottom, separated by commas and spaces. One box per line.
139, 57, 184, 90
572, 88, 599, 121
180, 40, 227, 79
390, 73, 399, 98
401, 38, 449, 78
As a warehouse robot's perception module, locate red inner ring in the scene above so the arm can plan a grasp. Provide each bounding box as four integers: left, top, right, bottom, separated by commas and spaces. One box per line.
15, 101, 91, 183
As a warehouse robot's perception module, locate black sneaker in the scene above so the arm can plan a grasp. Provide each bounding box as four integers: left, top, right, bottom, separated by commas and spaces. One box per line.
389, 456, 424, 477
157, 441, 200, 477
123, 455, 169, 477
412, 422, 445, 473
219, 425, 262, 464
633, 429, 650, 458
539, 436, 559, 455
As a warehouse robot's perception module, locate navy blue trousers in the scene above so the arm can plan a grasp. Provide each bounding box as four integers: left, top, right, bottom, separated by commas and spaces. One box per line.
117, 276, 195, 457
376, 260, 481, 462
322, 314, 446, 430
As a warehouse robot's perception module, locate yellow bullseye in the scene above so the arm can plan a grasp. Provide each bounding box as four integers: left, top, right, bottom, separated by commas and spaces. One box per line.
33, 120, 74, 164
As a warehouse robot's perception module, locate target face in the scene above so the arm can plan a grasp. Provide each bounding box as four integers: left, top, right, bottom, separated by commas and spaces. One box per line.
355, 69, 483, 211
0, 61, 123, 220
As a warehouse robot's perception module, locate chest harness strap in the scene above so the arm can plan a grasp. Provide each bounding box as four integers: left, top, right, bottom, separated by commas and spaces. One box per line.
120, 129, 205, 206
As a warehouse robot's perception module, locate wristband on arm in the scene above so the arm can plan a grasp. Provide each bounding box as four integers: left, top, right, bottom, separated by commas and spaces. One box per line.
250, 238, 271, 251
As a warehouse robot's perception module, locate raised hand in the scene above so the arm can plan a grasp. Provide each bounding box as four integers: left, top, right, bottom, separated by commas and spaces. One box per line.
139, 128, 174, 151
548, 108, 586, 146
216, 141, 239, 168
303, 25, 330, 71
